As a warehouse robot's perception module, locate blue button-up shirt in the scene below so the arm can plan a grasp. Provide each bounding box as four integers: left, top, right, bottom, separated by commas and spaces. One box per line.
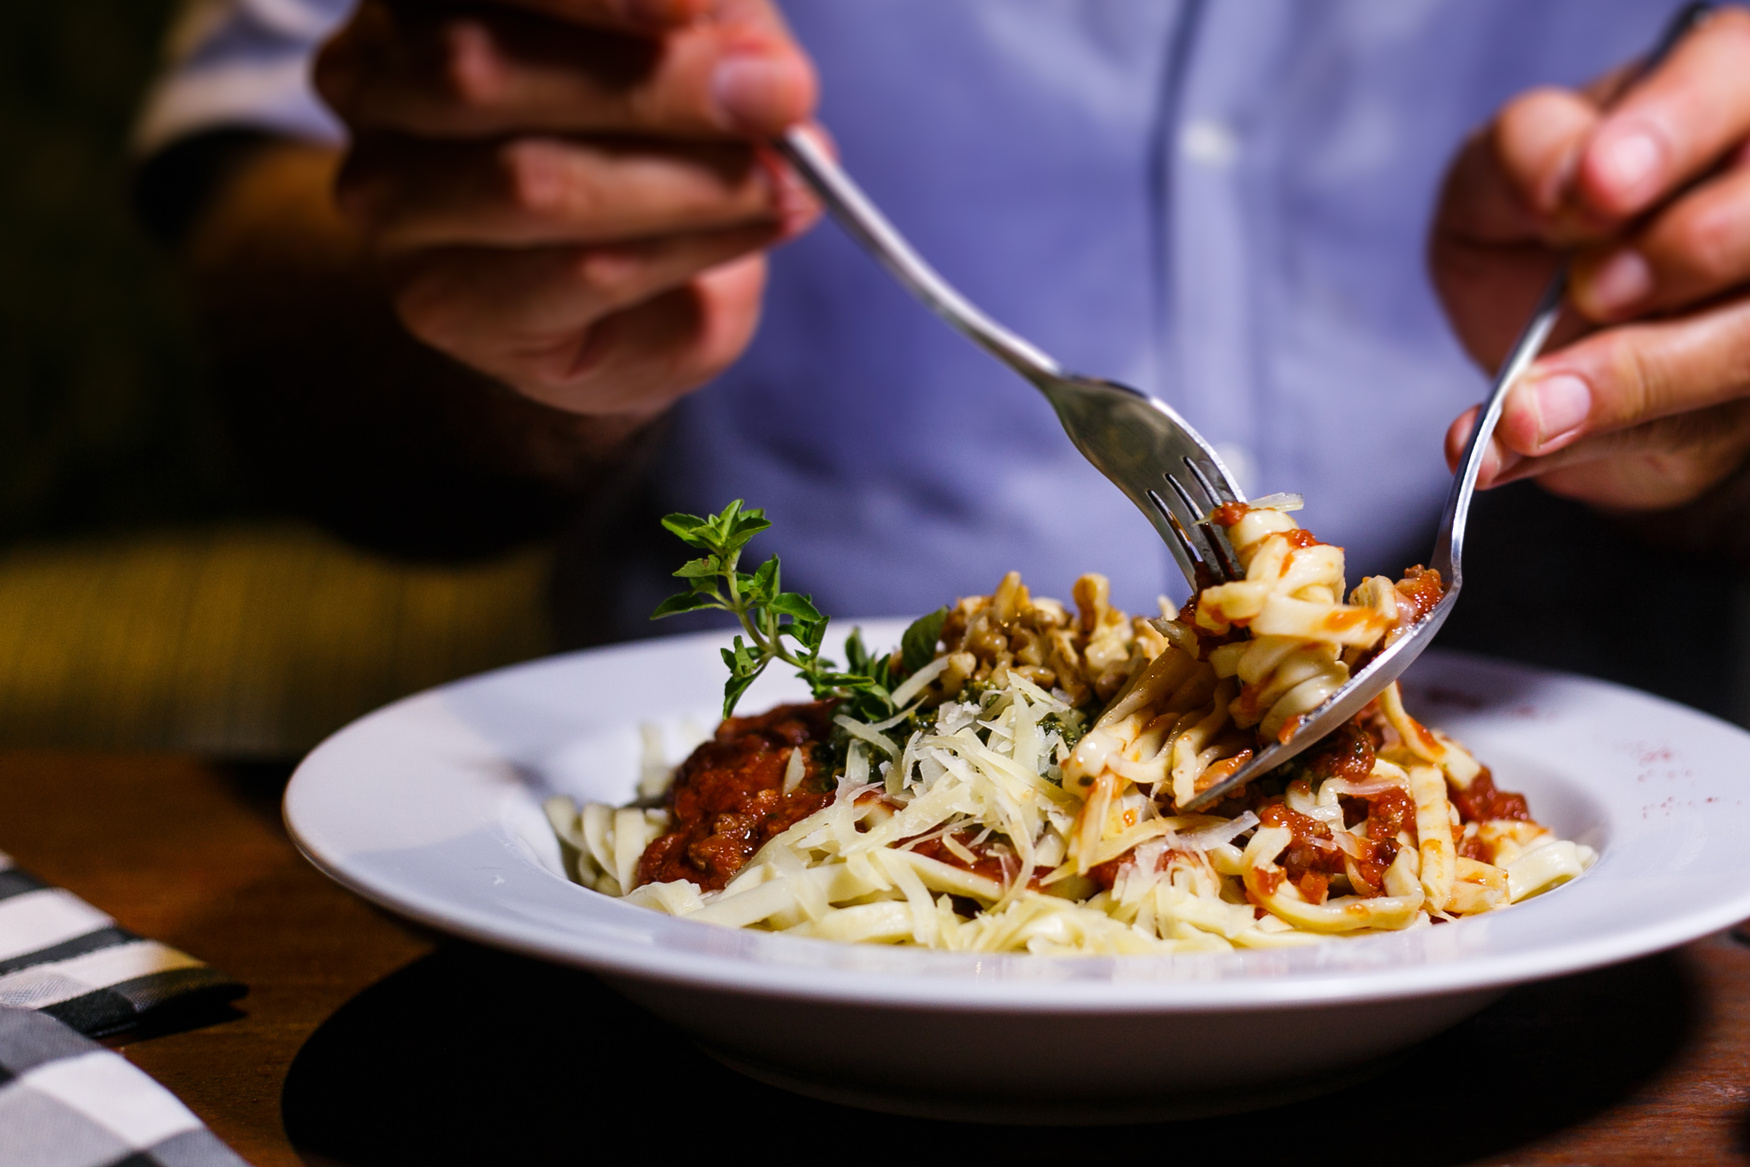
139, 0, 1677, 633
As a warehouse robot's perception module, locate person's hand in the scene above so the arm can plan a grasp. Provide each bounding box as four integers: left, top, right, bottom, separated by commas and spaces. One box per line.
1431, 7, 1750, 511
314, 0, 818, 424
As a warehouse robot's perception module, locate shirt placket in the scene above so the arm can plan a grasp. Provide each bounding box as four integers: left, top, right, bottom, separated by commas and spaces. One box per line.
1158, 0, 1297, 499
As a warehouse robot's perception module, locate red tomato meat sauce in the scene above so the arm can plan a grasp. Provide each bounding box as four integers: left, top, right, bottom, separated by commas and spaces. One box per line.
1393, 566, 1445, 625
1449, 768, 1531, 824
635, 700, 838, 892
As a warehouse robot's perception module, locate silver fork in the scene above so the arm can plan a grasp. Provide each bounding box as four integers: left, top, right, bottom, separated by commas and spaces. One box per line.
1179, 277, 1564, 809
1178, 0, 1714, 809
775, 128, 1247, 591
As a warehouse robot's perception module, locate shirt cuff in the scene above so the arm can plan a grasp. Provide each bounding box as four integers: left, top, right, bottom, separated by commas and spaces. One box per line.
133, 53, 346, 157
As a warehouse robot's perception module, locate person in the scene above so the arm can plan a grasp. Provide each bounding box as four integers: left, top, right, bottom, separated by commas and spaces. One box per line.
134, 1, 1750, 715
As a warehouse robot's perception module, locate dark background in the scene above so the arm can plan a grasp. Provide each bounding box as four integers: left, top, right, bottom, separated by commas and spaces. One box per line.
0, 1, 553, 758
1, 0, 242, 545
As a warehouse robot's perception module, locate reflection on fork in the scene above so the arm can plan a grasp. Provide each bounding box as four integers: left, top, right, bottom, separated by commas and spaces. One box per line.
1148, 456, 1244, 586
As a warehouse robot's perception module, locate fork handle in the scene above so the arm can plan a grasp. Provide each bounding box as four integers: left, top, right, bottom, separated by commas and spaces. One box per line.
1432, 1, 1713, 587
1433, 272, 1568, 585
774, 127, 1064, 383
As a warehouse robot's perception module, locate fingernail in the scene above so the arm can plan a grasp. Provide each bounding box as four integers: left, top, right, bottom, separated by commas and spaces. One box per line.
1584, 248, 1653, 315
711, 51, 802, 132
1596, 128, 1663, 201
1527, 372, 1592, 450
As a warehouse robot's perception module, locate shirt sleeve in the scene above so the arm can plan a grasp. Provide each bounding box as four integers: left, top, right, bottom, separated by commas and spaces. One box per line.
133, 0, 356, 156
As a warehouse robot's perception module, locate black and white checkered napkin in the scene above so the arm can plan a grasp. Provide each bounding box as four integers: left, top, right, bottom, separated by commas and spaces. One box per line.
0, 851, 243, 1035
0, 1006, 248, 1166
0, 850, 250, 1165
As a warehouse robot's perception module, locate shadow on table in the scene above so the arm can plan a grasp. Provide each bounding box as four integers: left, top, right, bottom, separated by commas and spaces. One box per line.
282, 942, 1696, 1165
212, 760, 299, 823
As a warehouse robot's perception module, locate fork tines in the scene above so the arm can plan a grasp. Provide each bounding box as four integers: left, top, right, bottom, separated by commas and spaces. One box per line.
1149, 457, 1243, 586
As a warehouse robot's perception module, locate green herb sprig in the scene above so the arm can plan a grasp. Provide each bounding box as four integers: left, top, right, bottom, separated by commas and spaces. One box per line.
653, 501, 946, 720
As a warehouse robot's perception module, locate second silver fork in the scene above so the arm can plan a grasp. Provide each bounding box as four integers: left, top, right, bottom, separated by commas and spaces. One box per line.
775, 128, 1247, 592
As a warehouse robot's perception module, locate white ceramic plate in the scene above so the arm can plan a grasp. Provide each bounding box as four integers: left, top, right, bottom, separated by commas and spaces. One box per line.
284, 626, 1750, 1123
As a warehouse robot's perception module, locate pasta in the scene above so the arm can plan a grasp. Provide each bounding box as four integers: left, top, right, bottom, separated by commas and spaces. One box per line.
549, 498, 1592, 954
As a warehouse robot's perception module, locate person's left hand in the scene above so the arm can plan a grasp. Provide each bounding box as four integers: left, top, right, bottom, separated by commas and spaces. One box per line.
1431, 6, 1750, 511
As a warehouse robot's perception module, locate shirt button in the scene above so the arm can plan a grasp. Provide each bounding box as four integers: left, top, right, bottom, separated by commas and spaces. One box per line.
1180, 119, 1239, 168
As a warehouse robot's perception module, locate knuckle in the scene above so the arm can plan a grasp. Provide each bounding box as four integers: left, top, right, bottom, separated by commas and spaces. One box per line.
1724, 307, 1750, 387
1491, 88, 1589, 209
1598, 329, 1661, 421
1641, 429, 1737, 499
530, 353, 595, 396
524, 323, 611, 398
1499, 85, 1568, 125
499, 140, 578, 219
574, 247, 646, 299
392, 271, 463, 350
313, 1, 393, 113
1496, 87, 1577, 147
1706, 6, 1750, 48
435, 18, 504, 110
1666, 200, 1742, 286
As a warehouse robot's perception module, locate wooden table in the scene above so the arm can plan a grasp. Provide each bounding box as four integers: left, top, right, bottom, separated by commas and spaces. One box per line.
4, 751, 1749, 1165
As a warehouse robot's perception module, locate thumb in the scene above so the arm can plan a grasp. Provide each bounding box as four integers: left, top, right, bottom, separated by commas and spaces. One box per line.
699, 0, 817, 135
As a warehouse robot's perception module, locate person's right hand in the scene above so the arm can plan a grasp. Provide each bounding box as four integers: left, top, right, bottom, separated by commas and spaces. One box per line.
314, 0, 818, 423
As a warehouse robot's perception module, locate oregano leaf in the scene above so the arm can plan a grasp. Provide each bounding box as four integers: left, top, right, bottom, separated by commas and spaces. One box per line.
769, 592, 822, 623
652, 591, 720, 619
749, 557, 779, 603
672, 556, 721, 580
722, 667, 760, 717
901, 607, 949, 676
659, 513, 713, 548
